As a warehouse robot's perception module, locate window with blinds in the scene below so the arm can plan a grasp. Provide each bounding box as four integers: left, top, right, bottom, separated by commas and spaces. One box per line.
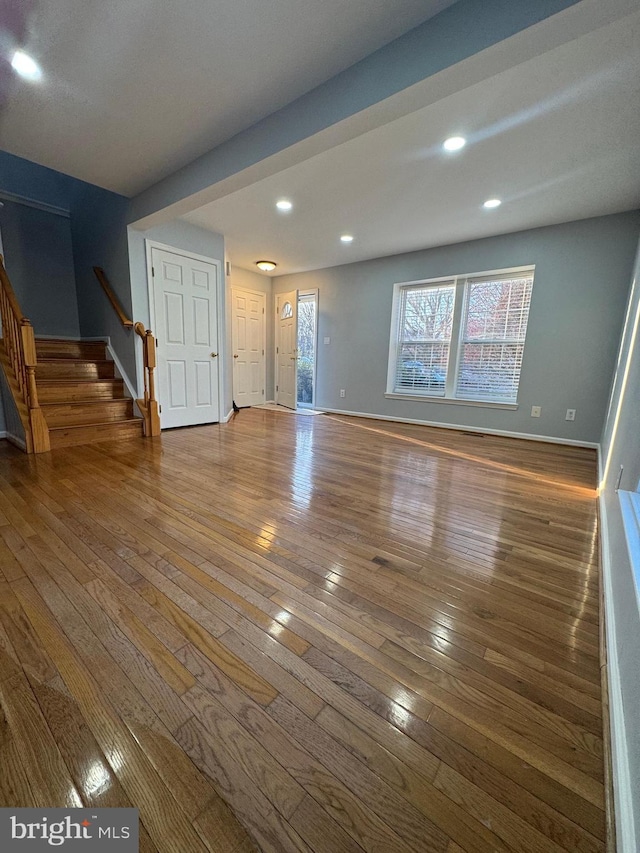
388, 266, 534, 405
394, 283, 455, 395
456, 272, 533, 402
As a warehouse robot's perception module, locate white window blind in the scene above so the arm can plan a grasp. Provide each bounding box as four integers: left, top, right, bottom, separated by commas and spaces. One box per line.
394, 282, 455, 395
456, 272, 533, 403
388, 266, 534, 405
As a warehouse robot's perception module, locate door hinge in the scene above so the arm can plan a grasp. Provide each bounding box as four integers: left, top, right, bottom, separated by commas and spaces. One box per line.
276, 347, 279, 353
152, 266, 155, 276
159, 404, 162, 413
276, 385, 278, 391
262, 349, 264, 355
262, 389, 264, 395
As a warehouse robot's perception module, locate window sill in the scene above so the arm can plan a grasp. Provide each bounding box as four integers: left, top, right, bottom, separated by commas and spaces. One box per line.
384, 393, 518, 410
619, 489, 640, 616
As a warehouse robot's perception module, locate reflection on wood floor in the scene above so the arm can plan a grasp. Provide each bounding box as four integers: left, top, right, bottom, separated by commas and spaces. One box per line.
0, 409, 604, 852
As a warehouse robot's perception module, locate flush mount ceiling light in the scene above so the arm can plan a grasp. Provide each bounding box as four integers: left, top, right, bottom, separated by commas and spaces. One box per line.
276, 200, 292, 211
483, 198, 502, 209
11, 50, 41, 80
256, 260, 277, 272
443, 136, 466, 152
340, 234, 354, 243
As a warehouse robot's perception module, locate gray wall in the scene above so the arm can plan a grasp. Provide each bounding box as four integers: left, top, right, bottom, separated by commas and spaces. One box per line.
274, 212, 640, 444
228, 265, 274, 400
599, 236, 640, 851
127, 219, 227, 411
0, 200, 80, 336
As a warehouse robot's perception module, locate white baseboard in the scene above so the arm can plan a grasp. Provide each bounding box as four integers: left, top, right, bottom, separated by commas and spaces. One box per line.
318, 407, 599, 448
597, 450, 637, 853
221, 408, 234, 423
104, 338, 139, 401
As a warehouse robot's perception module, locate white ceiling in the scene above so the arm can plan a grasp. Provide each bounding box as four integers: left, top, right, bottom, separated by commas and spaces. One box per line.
183, 6, 640, 277
0, 0, 455, 195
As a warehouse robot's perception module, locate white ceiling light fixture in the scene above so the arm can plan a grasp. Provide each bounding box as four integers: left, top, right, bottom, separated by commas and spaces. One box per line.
11, 50, 41, 81
443, 136, 466, 152
276, 199, 292, 211
483, 198, 502, 209
340, 234, 354, 243
256, 260, 277, 272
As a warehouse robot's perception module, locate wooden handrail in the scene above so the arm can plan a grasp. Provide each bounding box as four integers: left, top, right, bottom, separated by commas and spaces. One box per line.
0, 255, 50, 452
134, 321, 161, 437
93, 268, 159, 437
93, 267, 134, 328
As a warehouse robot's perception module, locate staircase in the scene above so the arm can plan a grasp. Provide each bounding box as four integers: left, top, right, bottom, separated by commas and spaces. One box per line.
36, 339, 143, 449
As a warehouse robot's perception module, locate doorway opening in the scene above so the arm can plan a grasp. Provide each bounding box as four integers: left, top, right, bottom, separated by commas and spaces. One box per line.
297, 291, 317, 408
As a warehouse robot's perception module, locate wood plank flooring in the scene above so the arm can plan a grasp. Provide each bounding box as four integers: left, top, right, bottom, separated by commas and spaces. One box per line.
0, 409, 604, 852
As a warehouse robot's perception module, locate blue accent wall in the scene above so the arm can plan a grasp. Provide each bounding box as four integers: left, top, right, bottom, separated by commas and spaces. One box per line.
0, 151, 136, 426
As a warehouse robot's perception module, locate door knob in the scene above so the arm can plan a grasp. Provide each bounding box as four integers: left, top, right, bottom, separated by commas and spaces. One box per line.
211, 352, 218, 358
233, 354, 238, 358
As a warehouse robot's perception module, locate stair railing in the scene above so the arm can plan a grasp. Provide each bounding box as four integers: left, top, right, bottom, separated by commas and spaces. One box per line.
0, 256, 50, 452
93, 267, 160, 437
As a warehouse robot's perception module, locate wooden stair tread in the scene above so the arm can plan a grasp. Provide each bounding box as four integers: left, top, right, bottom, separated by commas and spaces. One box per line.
41, 397, 131, 406
49, 418, 141, 431
38, 358, 114, 365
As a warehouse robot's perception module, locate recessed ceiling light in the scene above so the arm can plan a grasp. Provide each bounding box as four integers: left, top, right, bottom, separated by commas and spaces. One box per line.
276, 200, 292, 211
11, 50, 41, 80
256, 260, 276, 272
340, 234, 354, 243
483, 198, 502, 209
443, 136, 466, 152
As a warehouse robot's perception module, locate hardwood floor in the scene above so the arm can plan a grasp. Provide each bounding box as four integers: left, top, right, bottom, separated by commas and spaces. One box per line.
0, 409, 604, 852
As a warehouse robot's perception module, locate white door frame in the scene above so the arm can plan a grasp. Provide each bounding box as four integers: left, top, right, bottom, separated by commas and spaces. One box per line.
144, 239, 226, 425
231, 286, 266, 407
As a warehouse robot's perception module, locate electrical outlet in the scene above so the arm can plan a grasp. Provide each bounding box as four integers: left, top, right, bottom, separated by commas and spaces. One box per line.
531, 405, 541, 418
324, 336, 331, 344
565, 409, 576, 421
340, 389, 346, 398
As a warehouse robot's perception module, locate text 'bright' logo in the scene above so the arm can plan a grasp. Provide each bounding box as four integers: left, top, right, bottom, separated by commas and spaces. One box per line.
11, 816, 94, 846
1, 808, 138, 850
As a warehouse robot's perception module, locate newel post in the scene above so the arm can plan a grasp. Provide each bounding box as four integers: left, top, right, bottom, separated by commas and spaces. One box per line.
20, 319, 50, 453
145, 330, 161, 436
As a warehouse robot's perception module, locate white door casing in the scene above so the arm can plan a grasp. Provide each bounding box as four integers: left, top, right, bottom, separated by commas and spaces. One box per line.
275, 290, 298, 409
231, 288, 265, 407
150, 246, 221, 428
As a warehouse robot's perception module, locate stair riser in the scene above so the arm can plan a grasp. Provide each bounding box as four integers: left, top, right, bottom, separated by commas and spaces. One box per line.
36, 342, 107, 360
49, 421, 143, 449
37, 362, 115, 380
43, 400, 134, 428
38, 380, 125, 403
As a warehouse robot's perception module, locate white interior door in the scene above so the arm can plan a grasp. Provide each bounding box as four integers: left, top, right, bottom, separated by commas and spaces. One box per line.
231, 288, 265, 407
151, 247, 220, 428
276, 290, 298, 409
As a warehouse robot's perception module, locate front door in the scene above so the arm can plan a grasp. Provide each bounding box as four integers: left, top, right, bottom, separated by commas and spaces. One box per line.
231, 288, 265, 407
275, 290, 298, 409
151, 246, 220, 428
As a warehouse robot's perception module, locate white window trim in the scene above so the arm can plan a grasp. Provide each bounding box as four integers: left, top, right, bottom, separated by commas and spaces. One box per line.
387, 264, 535, 406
